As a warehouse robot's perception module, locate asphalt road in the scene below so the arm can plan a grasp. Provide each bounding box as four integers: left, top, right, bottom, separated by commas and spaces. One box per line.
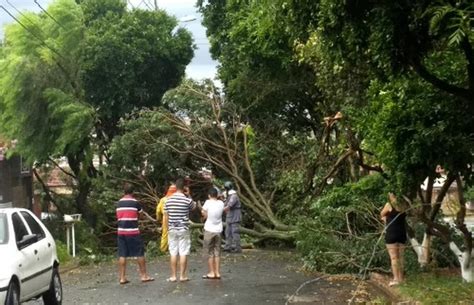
25, 250, 388, 305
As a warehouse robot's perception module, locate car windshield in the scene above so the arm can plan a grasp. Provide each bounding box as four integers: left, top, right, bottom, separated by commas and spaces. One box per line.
0, 213, 8, 244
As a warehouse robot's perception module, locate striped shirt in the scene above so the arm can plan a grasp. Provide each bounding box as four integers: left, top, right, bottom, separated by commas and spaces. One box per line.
164, 193, 196, 231
116, 195, 142, 236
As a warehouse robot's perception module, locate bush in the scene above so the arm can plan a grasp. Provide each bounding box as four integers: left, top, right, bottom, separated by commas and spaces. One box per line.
297, 174, 390, 274
55, 240, 70, 264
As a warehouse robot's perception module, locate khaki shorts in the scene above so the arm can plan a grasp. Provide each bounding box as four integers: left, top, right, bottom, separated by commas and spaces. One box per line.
203, 230, 221, 257
168, 230, 191, 256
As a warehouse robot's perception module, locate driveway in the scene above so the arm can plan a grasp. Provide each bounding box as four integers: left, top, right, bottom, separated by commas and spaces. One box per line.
26, 250, 388, 305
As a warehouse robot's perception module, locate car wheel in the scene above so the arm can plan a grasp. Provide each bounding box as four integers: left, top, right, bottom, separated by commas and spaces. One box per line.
5, 281, 19, 305
42, 268, 62, 305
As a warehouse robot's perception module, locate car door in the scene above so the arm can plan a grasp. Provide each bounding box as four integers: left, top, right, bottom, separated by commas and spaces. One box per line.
11, 212, 41, 300
20, 211, 53, 292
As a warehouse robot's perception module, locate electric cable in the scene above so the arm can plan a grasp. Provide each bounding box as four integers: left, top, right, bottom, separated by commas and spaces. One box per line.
33, 0, 66, 30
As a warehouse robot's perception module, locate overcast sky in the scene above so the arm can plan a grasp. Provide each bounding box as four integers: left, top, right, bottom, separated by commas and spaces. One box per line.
0, 0, 217, 80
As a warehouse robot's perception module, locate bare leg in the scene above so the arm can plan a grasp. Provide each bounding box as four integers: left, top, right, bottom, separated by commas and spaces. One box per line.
137, 257, 153, 281
214, 256, 221, 278
398, 244, 405, 282
118, 257, 127, 283
179, 255, 188, 281
169, 255, 178, 281
207, 257, 215, 277
387, 244, 401, 284
119, 257, 127, 282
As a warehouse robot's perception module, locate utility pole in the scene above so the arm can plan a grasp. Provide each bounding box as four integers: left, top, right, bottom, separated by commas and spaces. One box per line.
154, 0, 158, 11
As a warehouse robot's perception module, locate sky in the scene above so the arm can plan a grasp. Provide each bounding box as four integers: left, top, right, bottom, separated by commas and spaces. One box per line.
0, 0, 218, 80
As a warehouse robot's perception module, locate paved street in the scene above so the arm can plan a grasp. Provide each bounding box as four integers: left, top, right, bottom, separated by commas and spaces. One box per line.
26, 250, 388, 305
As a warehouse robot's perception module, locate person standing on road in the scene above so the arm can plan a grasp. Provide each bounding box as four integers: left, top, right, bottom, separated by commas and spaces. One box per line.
201, 187, 225, 279
156, 184, 177, 253
223, 181, 242, 253
380, 192, 407, 286
116, 183, 155, 285
163, 178, 197, 282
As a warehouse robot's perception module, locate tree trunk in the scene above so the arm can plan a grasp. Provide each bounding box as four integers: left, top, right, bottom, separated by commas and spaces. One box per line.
449, 242, 473, 282
409, 233, 431, 267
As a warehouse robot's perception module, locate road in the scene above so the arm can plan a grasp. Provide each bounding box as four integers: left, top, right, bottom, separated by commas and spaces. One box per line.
26, 250, 388, 305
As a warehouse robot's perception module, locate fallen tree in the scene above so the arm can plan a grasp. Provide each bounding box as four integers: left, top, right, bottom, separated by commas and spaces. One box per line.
110, 80, 298, 242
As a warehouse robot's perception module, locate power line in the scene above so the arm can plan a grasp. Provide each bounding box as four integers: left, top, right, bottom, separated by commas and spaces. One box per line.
0, 5, 63, 60
0, 4, 80, 94
139, 0, 153, 11
5, 0, 37, 28
33, 0, 66, 30
127, 0, 135, 9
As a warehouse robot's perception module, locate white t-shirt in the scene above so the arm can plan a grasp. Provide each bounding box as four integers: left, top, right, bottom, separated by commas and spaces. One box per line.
202, 198, 225, 233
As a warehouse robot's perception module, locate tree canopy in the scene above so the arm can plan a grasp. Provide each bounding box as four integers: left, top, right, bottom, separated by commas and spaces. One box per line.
0, 0, 194, 223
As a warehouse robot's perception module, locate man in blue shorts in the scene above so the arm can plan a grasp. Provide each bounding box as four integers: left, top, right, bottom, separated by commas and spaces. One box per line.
116, 183, 154, 284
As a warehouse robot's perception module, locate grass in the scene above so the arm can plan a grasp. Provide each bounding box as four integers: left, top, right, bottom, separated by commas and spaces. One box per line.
398, 271, 474, 304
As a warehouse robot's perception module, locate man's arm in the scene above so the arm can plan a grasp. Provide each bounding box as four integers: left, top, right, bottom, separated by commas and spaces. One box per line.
201, 209, 208, 219
140, 210, 157, 222
162, 212, 169, 232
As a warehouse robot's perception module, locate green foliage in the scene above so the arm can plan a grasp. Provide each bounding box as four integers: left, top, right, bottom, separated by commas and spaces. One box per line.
82, 8, 194, 138
0, 0, 90, 163
399, 272, 474, 304
297, 174, 389, 273
55, 240, 71, 264
198, 0, 323, 133
426, 2, 474, 46
358, 75, 473, 191
0, 0, 195, 230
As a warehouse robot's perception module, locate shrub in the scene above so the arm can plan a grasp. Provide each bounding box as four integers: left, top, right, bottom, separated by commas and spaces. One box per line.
297, 174, 390, 274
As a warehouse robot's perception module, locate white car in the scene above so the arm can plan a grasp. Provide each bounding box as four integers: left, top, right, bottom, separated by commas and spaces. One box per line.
0, 208, 62, 305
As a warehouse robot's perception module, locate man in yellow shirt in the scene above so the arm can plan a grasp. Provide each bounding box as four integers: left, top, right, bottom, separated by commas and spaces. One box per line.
156, 184, 177, 252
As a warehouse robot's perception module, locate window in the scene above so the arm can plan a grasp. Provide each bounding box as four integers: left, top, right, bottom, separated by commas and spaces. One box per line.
0, 213, 8, 244
20, 156, 30, 174
21, 211, 46, 240
12, 212, 29, 243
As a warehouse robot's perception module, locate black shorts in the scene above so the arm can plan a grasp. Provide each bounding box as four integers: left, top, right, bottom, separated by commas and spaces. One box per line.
385, 234, 407, 245
117, 235, 145, 257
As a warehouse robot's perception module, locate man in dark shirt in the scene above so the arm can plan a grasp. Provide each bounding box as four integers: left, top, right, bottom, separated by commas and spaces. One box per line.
223, 181, 242, 253
116, 183, 154, 284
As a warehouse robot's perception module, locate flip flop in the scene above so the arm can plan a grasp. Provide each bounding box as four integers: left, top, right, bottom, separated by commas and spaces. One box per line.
119, 280, 130, 285
202, 275, 216, 279
141, 277, 155, 283
166, 278, 177, 282
180, 278, 190, 282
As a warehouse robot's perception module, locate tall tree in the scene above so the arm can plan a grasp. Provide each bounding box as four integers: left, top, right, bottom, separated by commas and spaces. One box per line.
197, 0, 324, 134
0, 0, 194, 224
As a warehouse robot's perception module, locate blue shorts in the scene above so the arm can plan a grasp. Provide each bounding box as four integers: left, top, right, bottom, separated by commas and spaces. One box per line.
117, 235, 145, 257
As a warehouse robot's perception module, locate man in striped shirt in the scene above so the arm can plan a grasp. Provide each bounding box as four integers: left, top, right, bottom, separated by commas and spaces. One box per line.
116, 183, 154, 284
163, 178, 197, 282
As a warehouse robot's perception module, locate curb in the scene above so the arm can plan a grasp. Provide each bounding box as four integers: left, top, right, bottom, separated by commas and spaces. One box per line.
369, 273, 420, 305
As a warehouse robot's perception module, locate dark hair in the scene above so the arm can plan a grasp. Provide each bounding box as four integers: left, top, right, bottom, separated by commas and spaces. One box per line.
208, 187, 218, 198
123, 183, 134, 195
175, 178, 185, 191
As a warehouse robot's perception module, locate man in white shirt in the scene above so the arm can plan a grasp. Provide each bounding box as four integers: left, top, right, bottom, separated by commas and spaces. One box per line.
201, 187, 225, 279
